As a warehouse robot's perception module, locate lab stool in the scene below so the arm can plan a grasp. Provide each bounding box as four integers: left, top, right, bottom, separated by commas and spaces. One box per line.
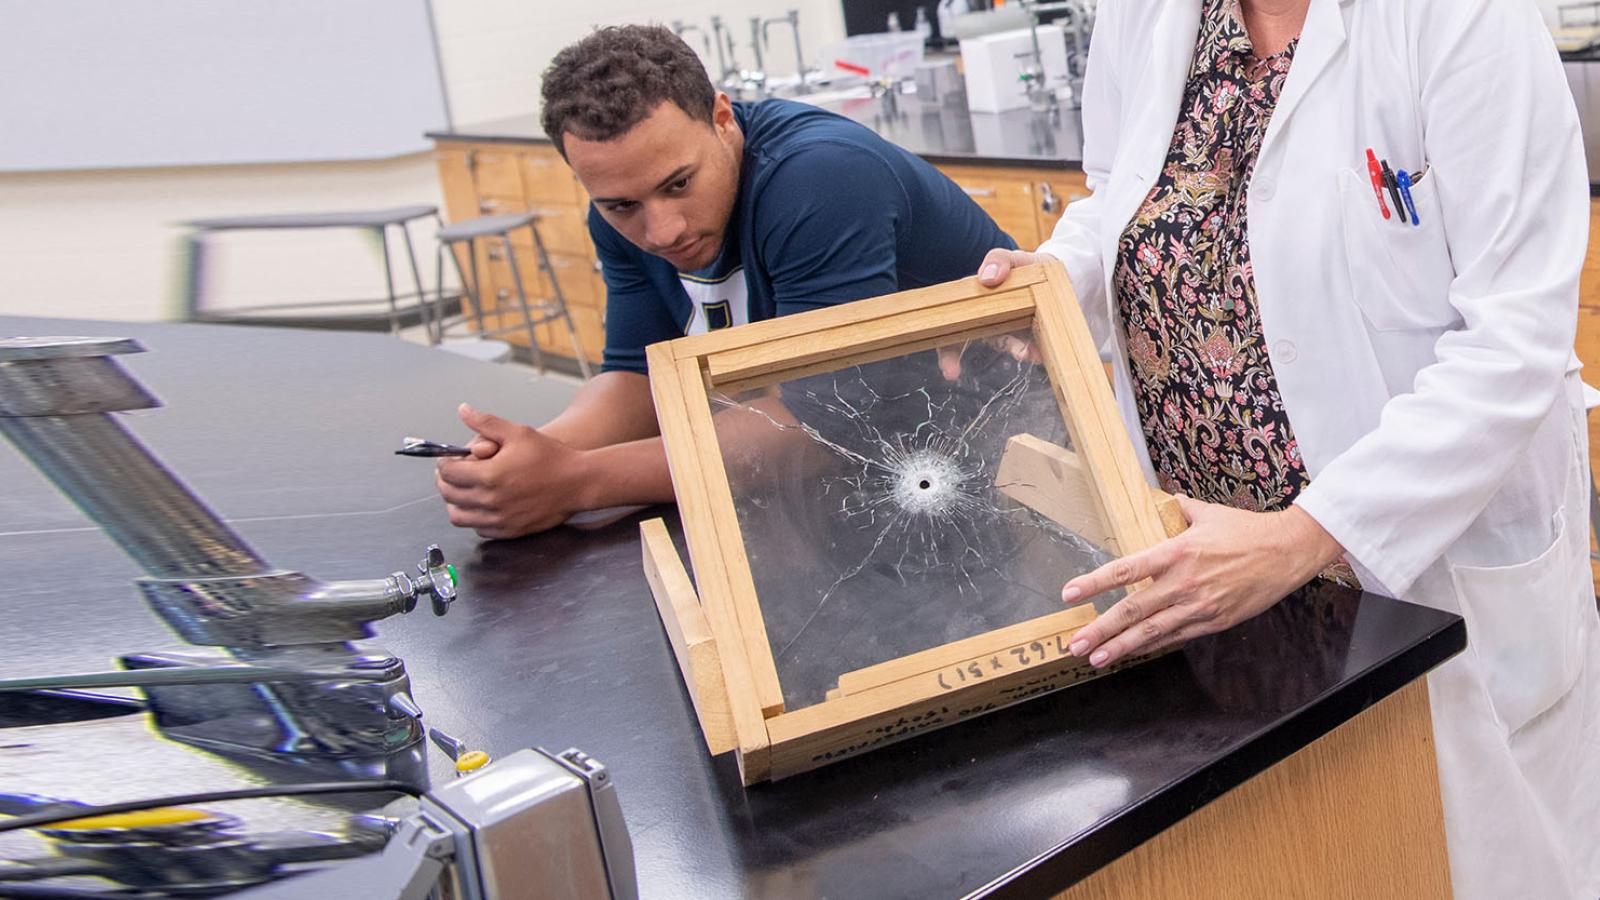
432, 211, 593, 379
181, 205, 442, 335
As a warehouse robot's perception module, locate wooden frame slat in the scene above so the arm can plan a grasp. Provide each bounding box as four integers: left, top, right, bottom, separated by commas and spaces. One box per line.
647, 343, 773, 781
669, 268, 1050, 361
671, 355, 787, 719
765, 630, 1143, 780
641, 517, 736, 755
1035, 262, 1170, 551
996, 433, 1116, 552
704, 288, 1036, 387
832, 602, 1098, 696
712, 315, 1033, 398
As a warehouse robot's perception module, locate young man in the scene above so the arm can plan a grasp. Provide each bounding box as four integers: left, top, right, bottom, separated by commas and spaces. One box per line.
436, 25, 1015, 538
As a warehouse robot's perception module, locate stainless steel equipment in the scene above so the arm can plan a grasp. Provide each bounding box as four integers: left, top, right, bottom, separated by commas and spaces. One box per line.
234, 747, 637, 900
0, 747, 637, 899
0, 336, 457, 790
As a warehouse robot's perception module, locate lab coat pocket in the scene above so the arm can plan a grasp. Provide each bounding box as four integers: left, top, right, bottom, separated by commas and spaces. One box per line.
1449, 509, 1587, 736
1336, 168, 1457, 332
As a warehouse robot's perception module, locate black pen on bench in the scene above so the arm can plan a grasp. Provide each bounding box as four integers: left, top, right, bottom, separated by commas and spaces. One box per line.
396, 436, 472, 457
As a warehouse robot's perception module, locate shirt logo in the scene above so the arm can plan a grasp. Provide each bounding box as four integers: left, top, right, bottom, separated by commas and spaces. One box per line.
679, 266, 750, 335
703, 300, 733, 331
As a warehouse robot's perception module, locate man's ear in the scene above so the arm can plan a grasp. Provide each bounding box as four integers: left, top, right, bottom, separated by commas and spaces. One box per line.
711, 92, 736, 135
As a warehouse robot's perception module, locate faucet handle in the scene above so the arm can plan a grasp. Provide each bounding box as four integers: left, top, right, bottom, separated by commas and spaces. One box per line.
415, 544, 456, 616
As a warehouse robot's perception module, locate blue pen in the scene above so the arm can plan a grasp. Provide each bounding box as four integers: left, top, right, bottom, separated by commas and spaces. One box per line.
1396, 169, 1420, 225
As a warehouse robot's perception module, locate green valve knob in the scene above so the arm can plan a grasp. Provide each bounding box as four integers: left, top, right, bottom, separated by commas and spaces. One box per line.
445, 564, 457, 586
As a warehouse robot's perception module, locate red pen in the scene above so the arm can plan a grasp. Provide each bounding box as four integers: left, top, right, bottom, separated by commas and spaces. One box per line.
1365, 148, 1391, 219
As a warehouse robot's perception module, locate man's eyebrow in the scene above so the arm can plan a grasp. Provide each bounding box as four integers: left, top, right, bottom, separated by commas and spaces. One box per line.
592, 165, 694, 205
653, 165, 694, 191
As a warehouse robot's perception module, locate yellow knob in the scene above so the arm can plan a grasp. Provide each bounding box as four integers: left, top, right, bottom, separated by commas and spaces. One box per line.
455, 750, 491, 773
45, 808, 213, 831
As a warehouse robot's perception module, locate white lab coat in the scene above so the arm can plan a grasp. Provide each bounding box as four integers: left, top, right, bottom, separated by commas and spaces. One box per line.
1038, 0, 1600, 895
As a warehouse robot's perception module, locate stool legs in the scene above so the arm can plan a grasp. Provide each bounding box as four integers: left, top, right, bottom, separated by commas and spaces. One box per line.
397, 221, 433, 342
376, 227, 401, 335
501, 233, 546, 375
528, 222, 594, 380
430, 215, 595, 379
182, 233, 208, 322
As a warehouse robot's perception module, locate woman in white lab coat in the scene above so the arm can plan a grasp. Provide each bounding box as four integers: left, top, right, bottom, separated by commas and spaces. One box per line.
977, 0, 1600, 895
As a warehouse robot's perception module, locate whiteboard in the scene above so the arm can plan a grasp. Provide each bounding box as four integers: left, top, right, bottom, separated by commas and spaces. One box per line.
0, 0, 451, 171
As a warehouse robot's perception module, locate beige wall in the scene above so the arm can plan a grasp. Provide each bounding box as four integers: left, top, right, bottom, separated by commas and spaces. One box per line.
0, 0, 844, 323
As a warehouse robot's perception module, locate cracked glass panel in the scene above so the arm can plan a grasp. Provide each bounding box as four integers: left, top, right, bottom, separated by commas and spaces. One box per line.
709, 329, 1125, 710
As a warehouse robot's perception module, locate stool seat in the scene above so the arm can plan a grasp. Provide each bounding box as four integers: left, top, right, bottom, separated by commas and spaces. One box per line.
429, 212, 593, 379
181, 205, 442, 336
184, 205, 439, 231
436, 211, 540, 242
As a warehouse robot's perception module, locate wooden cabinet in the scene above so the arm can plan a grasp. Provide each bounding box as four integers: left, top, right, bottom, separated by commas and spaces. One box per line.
938, 163, 1089, 249
432, 141, 601, 367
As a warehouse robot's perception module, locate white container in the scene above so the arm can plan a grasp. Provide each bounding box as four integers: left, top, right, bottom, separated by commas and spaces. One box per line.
817, 32, 926, 80
959, 25, 1069, 113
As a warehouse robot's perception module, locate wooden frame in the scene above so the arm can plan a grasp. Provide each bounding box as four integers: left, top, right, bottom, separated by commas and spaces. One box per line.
643, 263, 1185, 784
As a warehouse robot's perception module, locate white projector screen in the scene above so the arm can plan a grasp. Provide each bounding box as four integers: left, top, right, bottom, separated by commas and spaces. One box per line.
0, 0, 451, 171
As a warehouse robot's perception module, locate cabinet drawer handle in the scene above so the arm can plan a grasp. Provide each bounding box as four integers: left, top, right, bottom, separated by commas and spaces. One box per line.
496, 288, 511, 300
487, 246, 505, 261
479, 199, 502, 214
961, 186, 997, 198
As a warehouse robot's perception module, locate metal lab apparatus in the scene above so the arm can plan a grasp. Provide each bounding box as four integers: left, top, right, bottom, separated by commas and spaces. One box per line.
234, 747, 638, 900
0, 336, 456, 789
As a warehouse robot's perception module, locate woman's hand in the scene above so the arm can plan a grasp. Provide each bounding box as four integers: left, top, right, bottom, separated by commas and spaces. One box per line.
938, 248, 1049, 379
1065, 497, 1347, 667
977, 248, 1041, 287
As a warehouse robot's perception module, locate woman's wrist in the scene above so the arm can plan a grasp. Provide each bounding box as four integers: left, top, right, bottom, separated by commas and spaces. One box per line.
1279, 503, 1347, 579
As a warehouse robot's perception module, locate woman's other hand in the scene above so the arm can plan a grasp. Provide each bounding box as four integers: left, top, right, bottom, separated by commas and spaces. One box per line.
938, 248, 1047, 379
977, 248, 1041, 288
1064, 497, 1347, 667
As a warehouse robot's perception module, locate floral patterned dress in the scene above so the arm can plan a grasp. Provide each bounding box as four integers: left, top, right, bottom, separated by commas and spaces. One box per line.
1115, 0, 1302, 513
1114, 0, 1356, 586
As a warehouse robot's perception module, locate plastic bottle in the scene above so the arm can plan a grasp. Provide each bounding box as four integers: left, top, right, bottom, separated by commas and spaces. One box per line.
914, 5, 932, 41
887, 11, 902, 31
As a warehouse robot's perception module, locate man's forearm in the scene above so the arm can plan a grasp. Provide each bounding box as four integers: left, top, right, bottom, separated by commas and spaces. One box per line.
541, 371, 661, 451
573, 436, 677, 508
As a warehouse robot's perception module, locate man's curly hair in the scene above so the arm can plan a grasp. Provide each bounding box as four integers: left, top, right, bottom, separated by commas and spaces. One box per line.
540, 25, 716, 158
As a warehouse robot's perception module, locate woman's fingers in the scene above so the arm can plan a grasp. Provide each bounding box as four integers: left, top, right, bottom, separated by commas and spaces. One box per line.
977, 249, 1040, 287
1080, 599, 1203, 667
1062, 543, 1167, 605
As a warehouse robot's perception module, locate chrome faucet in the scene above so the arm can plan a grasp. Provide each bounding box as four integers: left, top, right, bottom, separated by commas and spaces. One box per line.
671, 20, 712, 62
745, 16, 771, 97
708, 16, 744, 94
0, 336, 456, 790
760, 9, 811, 94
